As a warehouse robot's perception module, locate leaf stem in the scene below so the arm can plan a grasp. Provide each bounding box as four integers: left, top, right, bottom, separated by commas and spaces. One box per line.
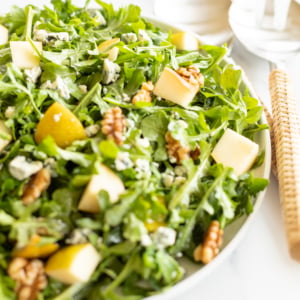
74, 83, 102, 115
171, 169, 229, 255
25, 6, 35, 40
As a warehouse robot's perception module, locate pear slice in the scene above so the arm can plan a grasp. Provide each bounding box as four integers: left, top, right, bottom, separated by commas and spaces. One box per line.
78, 164, 125, 213
153, 67, 198, 107
45, 243, 101, 284
171, 32, 199, 51
0, 120, 11, 153
34, 102, 87, 148
0, 25, 8, 45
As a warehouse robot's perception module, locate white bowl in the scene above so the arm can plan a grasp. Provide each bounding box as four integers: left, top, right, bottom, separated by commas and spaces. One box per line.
144, 15, 271, 300
0, 3, 271, 299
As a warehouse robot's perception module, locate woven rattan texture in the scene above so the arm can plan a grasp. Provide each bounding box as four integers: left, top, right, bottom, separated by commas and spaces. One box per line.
269, 69, 300, 260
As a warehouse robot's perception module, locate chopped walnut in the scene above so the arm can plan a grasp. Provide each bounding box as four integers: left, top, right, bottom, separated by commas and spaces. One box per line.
22, 169, 51, 205
190, 145, 201, 160
176, 66, 204, 88
193, 220, 223, 264
101, 107, 126, 145
165, 132, 190, 164
8, 258, 47, 300
132, 81, 154, 104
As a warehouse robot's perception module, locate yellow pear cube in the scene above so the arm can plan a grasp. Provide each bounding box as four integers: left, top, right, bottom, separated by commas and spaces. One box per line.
0, 120, 11, 153
78, 164, 125, 213
0, 25, 8, 45
35, 102, 87, 148
171, 32, 199, 51
153, 67, 198, 107
10, 41, 42, 69
45, 243, 101, 284
211, 128, 259, 176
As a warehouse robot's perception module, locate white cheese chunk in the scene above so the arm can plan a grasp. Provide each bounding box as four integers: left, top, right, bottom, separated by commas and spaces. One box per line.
24, 66, 42, 83
152, 227, 177, 248
41, 76, 70, 99
0, 120, 11, 153
10, 41, 42, 69
102, 58, 120, 84
211, 128, 259, 176
153, 67, 198, 107
0, 25, 8, 45
78, 164, 125, 213
8, 156, 43, 180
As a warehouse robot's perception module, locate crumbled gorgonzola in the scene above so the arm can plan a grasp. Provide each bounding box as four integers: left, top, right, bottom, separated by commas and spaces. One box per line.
135, 158, 151, 179
102, 59, 121, 84
162, 172, 174, 188
141, 234, 152, 247
85, 124, 100, 137
122, 93, 130, 102
44, 157, 57, 177
138, 29, 152, 44
41, 76, 70, 99
115, 151, 133, 171
24, 66, 42, 83
5, 106, 15, 119
136, 137, 150, 148
34, 22, 70, 43
121, 32, 138, 43
152, 227, 177, 248
65, 228, 92, 245
87, 9, 106, 26
8, 156, 43, 180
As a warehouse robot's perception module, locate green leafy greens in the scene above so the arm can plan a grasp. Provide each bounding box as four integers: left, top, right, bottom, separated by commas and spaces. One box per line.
0, 0, 269, 299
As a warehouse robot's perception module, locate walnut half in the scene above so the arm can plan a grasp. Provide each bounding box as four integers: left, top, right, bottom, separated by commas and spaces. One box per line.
101, 107, 126, 145
22, 168, 51, 205
165, 131, 190, 164
7, 257, 47, 300
193, 220, 223, 264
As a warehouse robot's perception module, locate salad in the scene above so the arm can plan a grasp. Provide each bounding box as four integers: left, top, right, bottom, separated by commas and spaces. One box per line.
0, 1, 269, 299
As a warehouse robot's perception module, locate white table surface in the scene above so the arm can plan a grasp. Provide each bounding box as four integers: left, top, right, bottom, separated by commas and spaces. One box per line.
2, 1, 300, 299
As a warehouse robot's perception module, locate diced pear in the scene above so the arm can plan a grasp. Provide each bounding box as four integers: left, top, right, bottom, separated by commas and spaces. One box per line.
98, 38, 120, 53
0, 25, 8, 45
107, 46, 119, 61
10, 41, 42, 69
153, 67, 198, 107
171, 31, 199, 51
0, 120, 11, 153
34, 102, 87, 148
78, 164, 125, 213
45, 243, 101, 284
211, 128, 259, 176
13, 235, 59, 259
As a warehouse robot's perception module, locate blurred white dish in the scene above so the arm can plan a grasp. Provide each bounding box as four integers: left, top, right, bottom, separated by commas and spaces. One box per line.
154, 0, 232, 45
229, 1, 300, 62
